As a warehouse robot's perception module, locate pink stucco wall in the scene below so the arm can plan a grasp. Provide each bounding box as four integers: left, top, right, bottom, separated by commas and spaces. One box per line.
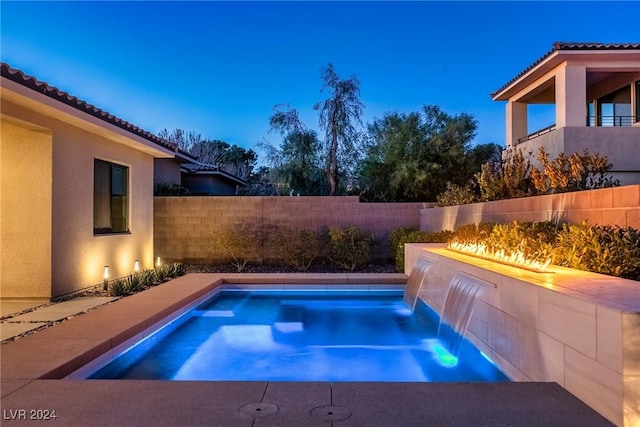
154, 196, 430, 263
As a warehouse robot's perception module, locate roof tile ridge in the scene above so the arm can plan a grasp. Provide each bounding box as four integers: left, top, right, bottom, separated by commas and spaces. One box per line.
1, 61, 179, 152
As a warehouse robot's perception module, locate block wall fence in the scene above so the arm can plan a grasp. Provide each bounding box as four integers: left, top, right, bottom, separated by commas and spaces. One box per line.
420, 184, 640, 232
154, 185, 640, 265
154, 196, 430, 264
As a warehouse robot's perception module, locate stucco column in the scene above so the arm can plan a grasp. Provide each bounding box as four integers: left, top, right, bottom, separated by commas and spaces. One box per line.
506, 101, 528, 148
556, 64, 587, 127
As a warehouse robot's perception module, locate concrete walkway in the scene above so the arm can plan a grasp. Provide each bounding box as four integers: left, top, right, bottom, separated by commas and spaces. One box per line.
0, 301, 46, 317
1, 297, 117, 341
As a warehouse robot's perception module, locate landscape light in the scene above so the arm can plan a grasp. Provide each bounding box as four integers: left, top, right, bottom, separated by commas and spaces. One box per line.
156, 256, 161, 267
134, 260, 140, 272
103, 266, 109, 291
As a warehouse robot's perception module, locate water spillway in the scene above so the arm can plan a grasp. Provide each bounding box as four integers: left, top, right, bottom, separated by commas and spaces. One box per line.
437, 273, 490, 357
405, 257, 490, 357
403, 256, 434, 310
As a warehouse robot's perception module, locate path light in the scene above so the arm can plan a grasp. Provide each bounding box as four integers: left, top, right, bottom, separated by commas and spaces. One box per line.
134, 260, 140, 272
156, 257, 161, 268
103, 266, 109, 291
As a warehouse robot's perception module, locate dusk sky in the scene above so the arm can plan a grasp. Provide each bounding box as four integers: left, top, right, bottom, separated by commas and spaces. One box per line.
2, 1, 639, 160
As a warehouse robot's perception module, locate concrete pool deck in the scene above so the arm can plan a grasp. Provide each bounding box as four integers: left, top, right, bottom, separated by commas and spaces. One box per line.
0, 273, 613, 426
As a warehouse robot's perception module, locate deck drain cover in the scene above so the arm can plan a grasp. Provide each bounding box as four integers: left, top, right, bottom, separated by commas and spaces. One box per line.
310, 405, 351, 421
238, 402, 278, 417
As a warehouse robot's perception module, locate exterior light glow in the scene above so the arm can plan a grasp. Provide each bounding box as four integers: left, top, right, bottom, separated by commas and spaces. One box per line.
103, 266, 109, 291
134, 260, 140, 272
156, 257, 161, 267
447, 241, 552, 273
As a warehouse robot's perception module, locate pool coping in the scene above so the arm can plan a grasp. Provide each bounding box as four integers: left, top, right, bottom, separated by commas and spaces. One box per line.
0, 273, 407, 381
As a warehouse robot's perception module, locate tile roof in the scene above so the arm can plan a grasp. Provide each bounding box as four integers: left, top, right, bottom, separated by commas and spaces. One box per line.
490, 42, 640, 99
181, 161, 247, 184
1, 62, 177, 152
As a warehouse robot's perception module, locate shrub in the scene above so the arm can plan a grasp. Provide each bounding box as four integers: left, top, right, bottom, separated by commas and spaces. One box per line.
530, 147, 620, 194
108, 278, 130, 296
269, 228, 323, 271
139, 269, 157, 285
210, 223, 263, 272
153, 263, 185, 282
165, 262, 186, 278
325, 226, 376, 272
389, 227, 419, 272
125, 273, 145, 294
553, 222, 640, 280
476, 148, 534, 201
153, 264, 169, 282
444, 220, 640, 281
390, 228, 453, 272
483, 221, 558, 264
452, 222, 496, 243
154, 181, 191, 196
388, 227, 419, 257
435, 182, 478, 207
107, 263, 185, 297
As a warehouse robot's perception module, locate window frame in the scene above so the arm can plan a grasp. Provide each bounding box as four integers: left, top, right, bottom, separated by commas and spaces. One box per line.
635, 80, 640, 124
93, 158, 130, 235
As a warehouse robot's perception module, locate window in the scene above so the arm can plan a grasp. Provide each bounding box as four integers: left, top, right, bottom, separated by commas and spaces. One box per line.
94, 159, 129, 234
597, 85, 631, 126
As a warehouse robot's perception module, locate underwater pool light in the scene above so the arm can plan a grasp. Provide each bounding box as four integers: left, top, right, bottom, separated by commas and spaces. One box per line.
424, 339, 459, 368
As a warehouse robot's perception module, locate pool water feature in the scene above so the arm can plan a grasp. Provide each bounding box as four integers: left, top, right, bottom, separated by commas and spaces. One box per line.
437, 273, 492, 357
403, 256, 434, 310
86, 290, 508, 382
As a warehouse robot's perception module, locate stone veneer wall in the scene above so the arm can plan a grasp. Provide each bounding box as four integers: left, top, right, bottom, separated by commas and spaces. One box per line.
405, 243, 640, 427
420, 184, 640, 232
154, 196, 429, 263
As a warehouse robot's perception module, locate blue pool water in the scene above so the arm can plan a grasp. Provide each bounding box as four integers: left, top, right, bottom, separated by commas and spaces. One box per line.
88, 290, 508, 382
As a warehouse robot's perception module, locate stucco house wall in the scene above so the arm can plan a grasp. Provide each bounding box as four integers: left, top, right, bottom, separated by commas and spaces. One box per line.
180, 174, 238, 195
493, 43, 640, 186
1, 63, 175, 300
154, 158, 182, 186
1, 118, 52, 300
1, 101, 156, 298
516, 127, 640, 186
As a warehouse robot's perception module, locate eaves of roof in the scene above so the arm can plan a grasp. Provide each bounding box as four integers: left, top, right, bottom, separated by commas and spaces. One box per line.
175, 148, 198, 163
181, 162, 247, 185
1, 62, 177, 152
490, 42, 640, 100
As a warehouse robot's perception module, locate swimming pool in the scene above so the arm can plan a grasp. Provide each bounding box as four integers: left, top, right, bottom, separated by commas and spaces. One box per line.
86, 289, 508, 382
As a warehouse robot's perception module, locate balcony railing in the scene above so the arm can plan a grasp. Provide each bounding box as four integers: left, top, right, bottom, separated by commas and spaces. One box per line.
517, 124, 556, 144
587, 116, 638, 127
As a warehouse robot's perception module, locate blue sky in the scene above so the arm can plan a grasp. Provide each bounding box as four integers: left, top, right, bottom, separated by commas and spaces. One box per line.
2, 1, 639, 157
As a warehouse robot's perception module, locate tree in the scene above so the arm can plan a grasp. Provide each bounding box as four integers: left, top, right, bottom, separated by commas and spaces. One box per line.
259, 106, 325, 195
237, 166, 278, 196
313, 63, 364, 196
158, 128, 256, 179
357, 105, 494, 202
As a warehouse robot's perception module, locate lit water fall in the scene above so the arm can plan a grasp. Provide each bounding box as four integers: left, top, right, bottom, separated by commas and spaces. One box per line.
403, 256, 434, 310
437, 273, 489, 357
